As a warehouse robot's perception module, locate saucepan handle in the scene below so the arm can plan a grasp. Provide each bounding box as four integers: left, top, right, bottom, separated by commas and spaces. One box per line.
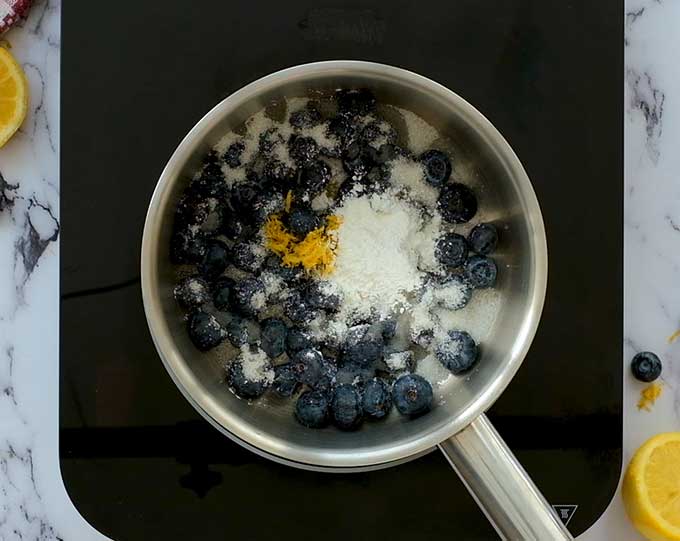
438, 413, 573, 541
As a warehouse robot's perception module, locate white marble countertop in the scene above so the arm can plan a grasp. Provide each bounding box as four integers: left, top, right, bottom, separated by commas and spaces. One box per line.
0, 1, 678, 539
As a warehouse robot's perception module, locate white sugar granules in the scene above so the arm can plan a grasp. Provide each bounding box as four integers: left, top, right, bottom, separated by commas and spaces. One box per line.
239, 346, 274, 384
389, 157, 439, 207
328, 193, 435, 321
416, 354, 453, 387
397, 107, 439, 155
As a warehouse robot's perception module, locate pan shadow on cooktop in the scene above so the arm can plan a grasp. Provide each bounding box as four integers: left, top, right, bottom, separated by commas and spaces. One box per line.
60, 1, 622, 539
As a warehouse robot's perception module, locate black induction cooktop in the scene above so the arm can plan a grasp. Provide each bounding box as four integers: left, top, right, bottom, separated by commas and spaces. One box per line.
60, 2, 623, 539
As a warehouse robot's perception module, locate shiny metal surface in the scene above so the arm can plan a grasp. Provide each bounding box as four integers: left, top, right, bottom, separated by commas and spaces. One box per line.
141, 61, 548, 470
439, 415, 573, 540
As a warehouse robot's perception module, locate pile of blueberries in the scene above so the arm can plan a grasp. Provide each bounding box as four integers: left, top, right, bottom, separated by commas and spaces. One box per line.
169, 88, 501, 430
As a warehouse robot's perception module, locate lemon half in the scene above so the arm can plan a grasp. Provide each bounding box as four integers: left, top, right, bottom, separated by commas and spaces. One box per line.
0, 47, 29, 148
623, 432, 680, 541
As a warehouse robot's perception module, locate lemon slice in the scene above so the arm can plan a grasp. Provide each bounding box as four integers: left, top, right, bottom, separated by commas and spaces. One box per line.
623, 432, 680, 541
0, 47, 29, 148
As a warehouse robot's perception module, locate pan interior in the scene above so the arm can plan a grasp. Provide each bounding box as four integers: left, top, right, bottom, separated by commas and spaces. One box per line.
142, 62, 546, 469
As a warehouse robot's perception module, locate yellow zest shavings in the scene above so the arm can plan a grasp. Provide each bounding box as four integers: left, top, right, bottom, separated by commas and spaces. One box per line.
264, 213, 342, 276
637, 382, 663, 412
284, 190, 293, 213
668, 329, 680, 344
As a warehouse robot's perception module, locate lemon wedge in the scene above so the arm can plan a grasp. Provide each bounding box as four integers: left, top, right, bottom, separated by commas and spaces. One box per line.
0, 47, 29, 148
623, 432, 680, 540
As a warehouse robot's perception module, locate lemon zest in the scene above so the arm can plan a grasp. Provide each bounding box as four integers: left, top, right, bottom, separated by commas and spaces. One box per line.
284, 190, 293, 213
637, 382, 663, 412
263, 213, 342, 276
667, 329, 680, 344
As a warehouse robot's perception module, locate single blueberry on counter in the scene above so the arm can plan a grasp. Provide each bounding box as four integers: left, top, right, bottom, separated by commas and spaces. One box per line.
631, 351, 662, 382
437, 330, 479, 375
295, 390, 330, 428
331, 384, 363, 430
362, 378, 392, 420
393, 374, 433, 417
465, 255, 498, 288
420, 149, 452, 186
187, 311, 226, 352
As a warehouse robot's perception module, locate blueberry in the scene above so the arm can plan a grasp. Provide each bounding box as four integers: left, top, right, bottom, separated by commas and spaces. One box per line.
222, 216, 255, 242
259, 128, 285, 155
438, 183, 478, 224
173, 275, 210, 309
170, 227, 206, 264
230, 184, 259, 216
314, 359, 338, 394
289, 107, 322, 129
272, 363, 301, 398
224, 315, 250, 347
212, 277, 235, 311
263, 159, 296, 189
375, 318, 397, 341
392, 374, 433, 417
227, 358, 272, 399
285, 328, 315, 356
187, 311, 226, 352
327, 115, 357, 150
331, 384, 363, 430
291, 348, 325, 386
295, 390, 329, 428
437, 330, 479, 374
436, 233, 469, 268
223, 141, 245, 168
367, 143, 400, 165
264, 254, 304, 283
187, 171, 227, 199
232, 241, 264, 273
342, 141, 371, 182
286, 208, 321, 238
341, 336, 383, 369
283, 290, 318, 324
631, 351, 662, 382
175, 195, 224, 235
362, 378, 392, 420
289, 136, 320, 168
198, 239, 230, 279
362, 164, 390, 194
469, 223, 499, 255
260, 318, 288, 358
300, 160, 332, 197
336, 89, 376, 117
305, 283, 341, 313
465, 255, 498, 288
420, 150, 452, 186
436, 275, 472, 310
231, 277, 265, 317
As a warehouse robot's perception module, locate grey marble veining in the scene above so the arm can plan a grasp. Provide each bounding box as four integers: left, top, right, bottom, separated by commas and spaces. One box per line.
0, 0, 678, 539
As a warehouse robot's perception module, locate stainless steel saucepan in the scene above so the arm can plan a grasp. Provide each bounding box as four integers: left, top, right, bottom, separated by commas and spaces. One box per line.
141, 61, 571, 540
